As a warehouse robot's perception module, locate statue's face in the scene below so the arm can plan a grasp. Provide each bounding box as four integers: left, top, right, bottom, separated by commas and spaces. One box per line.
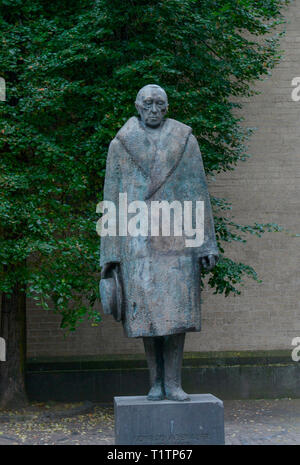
136, 87, 168, 128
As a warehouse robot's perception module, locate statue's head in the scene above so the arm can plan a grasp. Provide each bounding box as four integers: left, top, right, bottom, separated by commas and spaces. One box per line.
135, 84, 168, 128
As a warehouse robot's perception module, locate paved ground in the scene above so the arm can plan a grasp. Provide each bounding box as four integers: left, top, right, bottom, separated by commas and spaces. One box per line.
224, 399, 300, 445
0, 398, 299, 445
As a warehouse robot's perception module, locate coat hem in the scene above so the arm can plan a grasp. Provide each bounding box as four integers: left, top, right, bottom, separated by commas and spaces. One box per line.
123, 325, 201, 338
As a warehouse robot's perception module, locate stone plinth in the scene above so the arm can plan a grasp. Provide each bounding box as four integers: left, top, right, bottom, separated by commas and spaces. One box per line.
114, 393, 225, 445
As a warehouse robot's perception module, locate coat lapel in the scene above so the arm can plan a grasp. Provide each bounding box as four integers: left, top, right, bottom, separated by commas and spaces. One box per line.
116, 116, 192, 199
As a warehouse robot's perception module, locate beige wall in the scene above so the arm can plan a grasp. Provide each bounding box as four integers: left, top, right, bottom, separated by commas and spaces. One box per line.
27, 1, 300, 357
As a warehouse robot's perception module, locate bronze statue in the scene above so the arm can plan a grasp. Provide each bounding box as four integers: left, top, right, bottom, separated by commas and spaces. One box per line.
100, 84, 218, 401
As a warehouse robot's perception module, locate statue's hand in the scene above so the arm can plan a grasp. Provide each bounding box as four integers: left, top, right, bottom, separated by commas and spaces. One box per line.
200, 254, 219, 271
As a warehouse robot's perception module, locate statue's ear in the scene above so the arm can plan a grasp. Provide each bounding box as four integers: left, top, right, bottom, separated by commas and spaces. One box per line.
135, 102, 140, 114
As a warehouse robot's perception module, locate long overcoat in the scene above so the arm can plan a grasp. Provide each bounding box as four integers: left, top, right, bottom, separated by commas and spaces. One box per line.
100, 116, 218, 338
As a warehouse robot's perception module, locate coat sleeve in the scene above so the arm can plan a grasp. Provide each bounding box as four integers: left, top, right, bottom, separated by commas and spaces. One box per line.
99, 138, 122, 267
186, 133, 219, 258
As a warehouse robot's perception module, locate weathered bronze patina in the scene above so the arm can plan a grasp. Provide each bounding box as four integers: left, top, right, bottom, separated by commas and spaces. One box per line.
100, 84, 218, 401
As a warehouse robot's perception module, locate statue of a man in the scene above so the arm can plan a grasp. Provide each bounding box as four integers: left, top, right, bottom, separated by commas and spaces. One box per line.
100, 84, 219, 401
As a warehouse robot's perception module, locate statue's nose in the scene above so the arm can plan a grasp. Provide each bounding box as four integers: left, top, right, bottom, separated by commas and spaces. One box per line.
151, 103, 158, 113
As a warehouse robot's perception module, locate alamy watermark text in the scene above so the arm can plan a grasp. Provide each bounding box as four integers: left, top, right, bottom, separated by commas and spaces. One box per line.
96, 193, 205, 247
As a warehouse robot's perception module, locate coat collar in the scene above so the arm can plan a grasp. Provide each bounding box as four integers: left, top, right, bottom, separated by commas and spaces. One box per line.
116, 116, 192, 199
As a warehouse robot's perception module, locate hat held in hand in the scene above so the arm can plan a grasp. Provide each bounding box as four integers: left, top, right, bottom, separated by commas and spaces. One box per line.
99, 267, 123, 322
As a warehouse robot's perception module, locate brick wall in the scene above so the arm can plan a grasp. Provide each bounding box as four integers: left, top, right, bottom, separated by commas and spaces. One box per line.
27, 1, 300, 357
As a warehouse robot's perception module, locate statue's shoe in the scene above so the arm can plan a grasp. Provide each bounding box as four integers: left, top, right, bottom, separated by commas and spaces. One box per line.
147, 382, 164, 401
164, 386, 190, 402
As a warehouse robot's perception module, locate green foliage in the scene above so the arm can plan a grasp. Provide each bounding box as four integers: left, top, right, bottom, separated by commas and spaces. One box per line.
0, 0, 288, 330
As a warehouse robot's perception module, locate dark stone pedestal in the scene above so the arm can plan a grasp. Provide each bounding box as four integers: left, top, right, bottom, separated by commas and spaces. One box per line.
114, 393, 225, 445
